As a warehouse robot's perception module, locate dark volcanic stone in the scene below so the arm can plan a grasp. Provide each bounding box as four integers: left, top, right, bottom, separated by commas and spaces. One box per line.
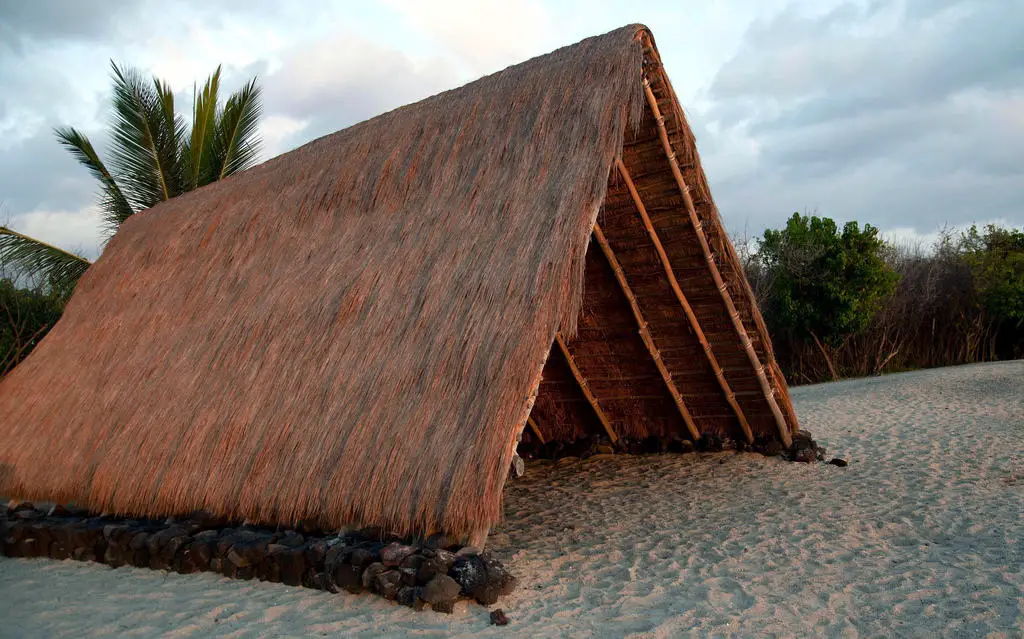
422, 574, 460, 612
273, 531, 305, 548
49, 540, 71, 560
362, 562, 387, 591
193, 530, 219, 544
793, 448, 816, 463
380, 543, 415, 567
416, 555, 449, 585
375, 570, 403, 600
72, 546, 96, 562
490, 609, 509, 626
333, 562, 363, 594
450, 555, 486, 595
450, 553, 516, 605
305, 539, 329, 568
396, 586, 424, 609
759, 440, 784, 457
828, 458, 849, 467
129, 532, 150, 552
268, 544, 305, 586
349, 548, 376, 569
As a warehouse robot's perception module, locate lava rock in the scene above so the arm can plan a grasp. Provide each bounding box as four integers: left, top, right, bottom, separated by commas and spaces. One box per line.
349, 547, 377, 569
362, 562, 387, 590
49, 540, 71, 560
448, 553, 517, 605
333, 562, 363, 594
490, 609, 509, 626
374, 570, 403, 600
268, 544, 305, 586
273, 531, 305, 548
380, 543, 415, 567
416, 555, 449, 585
793, 448, 816, 463
422, 574, 460, 613
828, 458, 849, 467
305, 539, 329, 568
396, 586, 424, 609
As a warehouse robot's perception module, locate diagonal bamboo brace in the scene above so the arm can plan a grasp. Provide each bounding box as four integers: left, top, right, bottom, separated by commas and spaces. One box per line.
640, 73, 792, 448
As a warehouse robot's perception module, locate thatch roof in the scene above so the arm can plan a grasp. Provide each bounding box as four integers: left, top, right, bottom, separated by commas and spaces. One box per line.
0, 25, 798, 541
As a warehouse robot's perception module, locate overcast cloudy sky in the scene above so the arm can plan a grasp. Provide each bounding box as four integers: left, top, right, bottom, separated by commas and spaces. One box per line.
1, 0, 1021, 259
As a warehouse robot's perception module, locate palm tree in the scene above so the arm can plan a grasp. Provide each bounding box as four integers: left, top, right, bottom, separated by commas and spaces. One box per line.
0, 62, 262, 296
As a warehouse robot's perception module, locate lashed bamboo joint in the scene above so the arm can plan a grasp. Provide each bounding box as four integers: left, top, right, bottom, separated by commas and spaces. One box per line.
0, 24, 799, 543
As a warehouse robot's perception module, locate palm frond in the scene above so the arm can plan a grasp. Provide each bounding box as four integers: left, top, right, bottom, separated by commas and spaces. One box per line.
154, 76, 187, 192
0, 227, 92, 294
108, 61, 182, 210
214, 77, 263, 180
183, 66, 222, 190
54, 127, 135, 234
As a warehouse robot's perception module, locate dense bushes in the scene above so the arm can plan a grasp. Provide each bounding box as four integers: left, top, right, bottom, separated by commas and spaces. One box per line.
746, 215, 1024, 385
0, 279, 65, 376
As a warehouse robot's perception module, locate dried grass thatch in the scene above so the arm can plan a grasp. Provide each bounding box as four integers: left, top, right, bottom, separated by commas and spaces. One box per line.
0, 25, 797, 541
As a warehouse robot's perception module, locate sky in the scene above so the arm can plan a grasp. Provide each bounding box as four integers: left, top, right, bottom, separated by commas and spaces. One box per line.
0, 0, 1021, 259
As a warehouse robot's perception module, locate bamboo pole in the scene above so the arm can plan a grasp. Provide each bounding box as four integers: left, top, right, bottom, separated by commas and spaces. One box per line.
554, 334, 618, 444
640, 75, 792, 447
614, 159, 753, 444
592, 224, 701, 441
526, 416, 546, 445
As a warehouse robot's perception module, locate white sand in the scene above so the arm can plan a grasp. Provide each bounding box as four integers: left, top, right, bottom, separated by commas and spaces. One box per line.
2, 361, 1022, 638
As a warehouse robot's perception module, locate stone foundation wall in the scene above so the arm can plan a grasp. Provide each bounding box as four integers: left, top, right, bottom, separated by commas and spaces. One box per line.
0, 505, 516, 613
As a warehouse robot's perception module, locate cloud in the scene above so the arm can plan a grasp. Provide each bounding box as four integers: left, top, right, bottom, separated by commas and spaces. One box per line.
383, 0, 558, 75
3, 207, 105, 260
0, 0, 138, 46
0, 130, 96, 214
256, 30, 460, 154
699, 0, 1024, 235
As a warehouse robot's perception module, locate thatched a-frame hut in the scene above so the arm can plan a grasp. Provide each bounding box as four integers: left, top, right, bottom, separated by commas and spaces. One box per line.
0, 25, 798, 545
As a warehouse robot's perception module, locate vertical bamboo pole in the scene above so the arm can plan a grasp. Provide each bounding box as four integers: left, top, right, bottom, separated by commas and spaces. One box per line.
614, 159, 754, 444
555, 334, 618, 444
592, 224, 702, 441
641, 75, 792, 447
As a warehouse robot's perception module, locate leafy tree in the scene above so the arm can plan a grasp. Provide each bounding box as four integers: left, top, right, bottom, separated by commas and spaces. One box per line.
959, 224, 1024, 327
758, 213, 899, 379
0, 62, 262, 296
0, 279, 66, 376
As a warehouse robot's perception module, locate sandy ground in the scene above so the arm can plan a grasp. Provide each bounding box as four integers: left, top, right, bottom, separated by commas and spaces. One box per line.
1, 361, 1021, 638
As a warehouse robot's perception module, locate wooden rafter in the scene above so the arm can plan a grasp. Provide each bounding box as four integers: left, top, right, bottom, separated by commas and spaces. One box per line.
554, 334, 619, 444
592, 223, 701, 441
526, 416, 546, 444
639, 70, 792, 447
614, 158, 754, 444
